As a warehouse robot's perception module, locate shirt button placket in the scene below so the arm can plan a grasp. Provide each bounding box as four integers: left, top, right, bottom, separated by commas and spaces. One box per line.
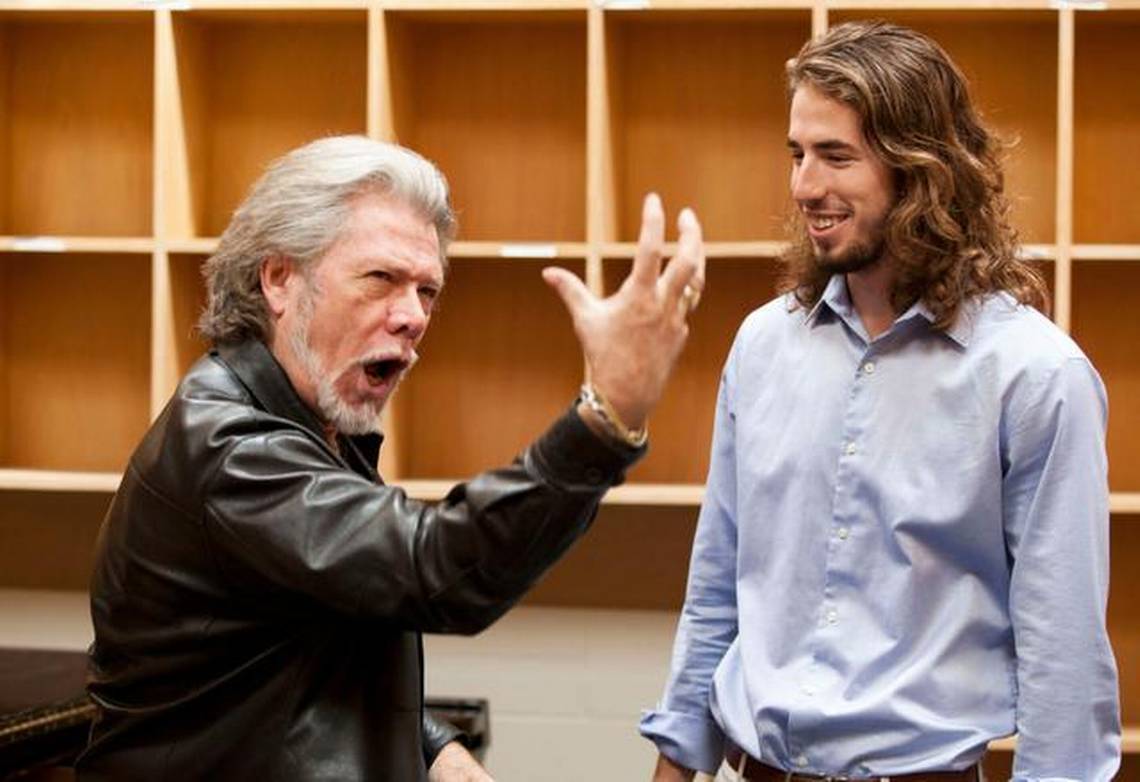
836, 353, 876, 550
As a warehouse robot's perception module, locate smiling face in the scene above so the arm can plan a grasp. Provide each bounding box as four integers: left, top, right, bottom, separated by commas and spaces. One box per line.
265, 190, 444, 436
788, 83, 896, 275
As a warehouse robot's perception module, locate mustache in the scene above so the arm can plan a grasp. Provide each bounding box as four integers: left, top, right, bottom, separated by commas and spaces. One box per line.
355, 349, 419, 372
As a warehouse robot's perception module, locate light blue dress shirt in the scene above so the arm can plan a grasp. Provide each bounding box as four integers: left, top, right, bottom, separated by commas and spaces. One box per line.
640, 275, 1120, 780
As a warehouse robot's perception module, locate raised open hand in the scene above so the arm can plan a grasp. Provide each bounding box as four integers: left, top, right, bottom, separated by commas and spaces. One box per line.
543, 193, 705, 435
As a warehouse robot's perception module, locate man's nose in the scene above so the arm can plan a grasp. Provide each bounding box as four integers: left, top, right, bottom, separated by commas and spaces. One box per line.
387, 287, 428, 339
791, 158, 827, 204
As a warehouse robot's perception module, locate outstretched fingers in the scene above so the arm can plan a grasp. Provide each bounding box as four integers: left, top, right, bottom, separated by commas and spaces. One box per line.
542, 266, 595, 324
660, 207, 705, 314
630, 192, 666, 290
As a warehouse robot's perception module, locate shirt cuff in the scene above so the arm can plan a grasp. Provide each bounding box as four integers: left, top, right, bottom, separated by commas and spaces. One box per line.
639, 708, 725, 775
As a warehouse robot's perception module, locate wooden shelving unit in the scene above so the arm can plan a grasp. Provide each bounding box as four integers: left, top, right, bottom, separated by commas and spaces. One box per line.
1, 0, 1136, 766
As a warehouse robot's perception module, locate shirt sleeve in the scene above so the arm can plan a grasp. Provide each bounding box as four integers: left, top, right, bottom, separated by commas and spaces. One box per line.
1002, 356, 1121, 780
639, 358, 740, 774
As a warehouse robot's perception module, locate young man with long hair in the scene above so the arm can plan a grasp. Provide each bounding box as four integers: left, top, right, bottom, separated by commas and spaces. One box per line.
641, 21, 1120, 781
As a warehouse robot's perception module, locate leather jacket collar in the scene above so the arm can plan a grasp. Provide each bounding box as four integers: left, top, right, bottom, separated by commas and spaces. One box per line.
215, 339, 383, 475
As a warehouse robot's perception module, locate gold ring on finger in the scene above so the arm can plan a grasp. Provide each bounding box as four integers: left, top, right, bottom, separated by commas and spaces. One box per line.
681, 284, 701, 313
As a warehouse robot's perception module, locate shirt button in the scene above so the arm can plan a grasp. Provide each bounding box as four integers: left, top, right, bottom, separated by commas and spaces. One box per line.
826, 609, 839, 625
801, 683, 814, 696
844, 442, 857, 456
862, 361, 876, 375
836, 527, 849, 540
795, 755, 809, 767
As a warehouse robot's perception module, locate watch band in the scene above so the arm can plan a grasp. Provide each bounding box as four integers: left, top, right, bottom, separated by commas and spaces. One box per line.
579, 383, 648, 448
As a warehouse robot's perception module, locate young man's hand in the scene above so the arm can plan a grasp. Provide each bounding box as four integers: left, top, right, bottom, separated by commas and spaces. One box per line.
652, 752, 697, 781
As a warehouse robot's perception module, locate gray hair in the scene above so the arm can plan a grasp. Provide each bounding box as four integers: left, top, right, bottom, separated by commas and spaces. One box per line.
198, 135, 456, 345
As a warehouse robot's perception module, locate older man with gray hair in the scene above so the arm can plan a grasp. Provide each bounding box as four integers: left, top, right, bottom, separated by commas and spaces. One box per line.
77, 135, 705, 781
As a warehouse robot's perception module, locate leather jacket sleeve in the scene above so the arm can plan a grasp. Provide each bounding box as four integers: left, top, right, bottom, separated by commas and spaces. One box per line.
202, 404, 642, 634
422, 712, 463, 767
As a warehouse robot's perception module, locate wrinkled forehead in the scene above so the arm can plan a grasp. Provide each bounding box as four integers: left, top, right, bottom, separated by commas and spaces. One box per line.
313, 192, 445, 281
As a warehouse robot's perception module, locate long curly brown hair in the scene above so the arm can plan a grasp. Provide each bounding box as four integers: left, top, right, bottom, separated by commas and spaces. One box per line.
781, 21, 1048, 329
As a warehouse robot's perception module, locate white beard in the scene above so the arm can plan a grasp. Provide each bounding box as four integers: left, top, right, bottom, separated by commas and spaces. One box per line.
288, 289, 385, 437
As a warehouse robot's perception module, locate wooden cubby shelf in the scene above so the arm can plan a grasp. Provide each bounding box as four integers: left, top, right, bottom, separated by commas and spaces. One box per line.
1072, 261, 1140, 494
444, 241, 589, 259
165, 251, 212, 390
385, 10, 588, 242
601, 9, 811, 243
0, 471, 122, 494
163, 8, 369, 240
0, 238, 155, 254
164, 238, 220, 254
1073, 246, 1140, 261
1074, 9, 1140, 246
602, 256, 782, 484
600, 241, 790, 259
385, 257, 587, 479
0, 10, 154, 239
0, 1, 1137, 759
1, 473, 1138, 518
0, 252, 151, 474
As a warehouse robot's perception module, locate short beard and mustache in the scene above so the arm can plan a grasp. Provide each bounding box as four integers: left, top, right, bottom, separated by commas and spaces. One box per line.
288, 285, 412, 437
814, 234, 885, 275
796, 209, 889, 276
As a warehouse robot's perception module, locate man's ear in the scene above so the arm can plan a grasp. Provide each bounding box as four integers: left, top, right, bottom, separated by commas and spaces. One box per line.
260, 254, 295, 319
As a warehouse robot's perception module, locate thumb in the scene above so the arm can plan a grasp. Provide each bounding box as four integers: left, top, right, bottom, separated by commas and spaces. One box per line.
542, 266, 594, 318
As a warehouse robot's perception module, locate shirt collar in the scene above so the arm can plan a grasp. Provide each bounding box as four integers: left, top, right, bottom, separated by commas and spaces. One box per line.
904, 297, 975, 348
805, 274, 974, 348
804, 274, 851, 325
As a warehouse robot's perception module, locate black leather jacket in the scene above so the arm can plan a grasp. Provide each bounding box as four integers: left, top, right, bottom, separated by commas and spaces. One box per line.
77, 339, 641, 780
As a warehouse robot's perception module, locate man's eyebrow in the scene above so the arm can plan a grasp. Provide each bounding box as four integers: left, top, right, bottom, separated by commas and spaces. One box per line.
787, 138, 859, 153
362, 257, 444, 287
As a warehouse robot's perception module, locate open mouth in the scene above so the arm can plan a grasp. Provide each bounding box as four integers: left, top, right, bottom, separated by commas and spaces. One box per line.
362, 357, 408, 387
807, 213, 850, 234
